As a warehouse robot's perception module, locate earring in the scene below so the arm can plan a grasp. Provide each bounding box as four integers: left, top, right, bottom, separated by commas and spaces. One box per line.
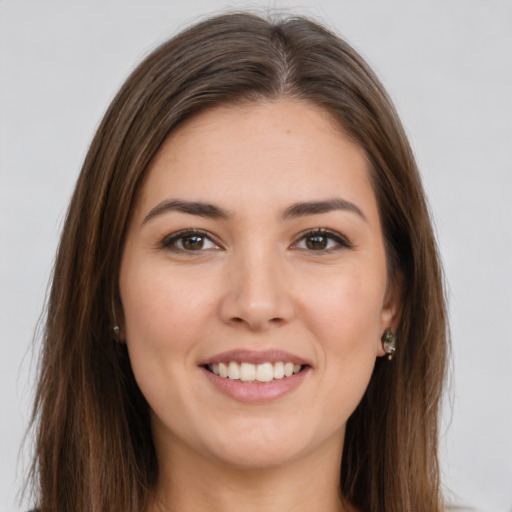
381, 330, 396, 360
113, 325, 120, 338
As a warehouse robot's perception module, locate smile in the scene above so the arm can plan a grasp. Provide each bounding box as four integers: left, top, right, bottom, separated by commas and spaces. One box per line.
207, 361, 303, 382
200, 349, 311, 402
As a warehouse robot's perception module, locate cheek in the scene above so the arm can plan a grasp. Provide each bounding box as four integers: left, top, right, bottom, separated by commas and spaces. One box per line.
294, 260, 387, 403
119, 264, 216, 412
310, 271, 385, 402
120, 262, 216, 364
303, 269, 385, 344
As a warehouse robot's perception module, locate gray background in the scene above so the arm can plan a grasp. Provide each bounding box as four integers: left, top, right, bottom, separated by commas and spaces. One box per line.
1, 1, 511, 511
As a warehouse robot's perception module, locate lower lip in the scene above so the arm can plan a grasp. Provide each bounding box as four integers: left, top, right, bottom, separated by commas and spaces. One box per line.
201, 366, 310, 403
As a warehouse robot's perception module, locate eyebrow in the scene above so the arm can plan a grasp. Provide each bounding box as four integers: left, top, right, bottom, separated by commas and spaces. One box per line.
142, 199, 231, 224
142, 197, 367, 225
282, 198, 367, 222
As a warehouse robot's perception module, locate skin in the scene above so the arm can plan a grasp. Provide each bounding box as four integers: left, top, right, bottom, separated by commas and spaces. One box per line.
119, 99, 401, 512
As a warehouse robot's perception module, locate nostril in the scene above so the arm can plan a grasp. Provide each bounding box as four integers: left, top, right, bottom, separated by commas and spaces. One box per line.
229, 316, 286, 328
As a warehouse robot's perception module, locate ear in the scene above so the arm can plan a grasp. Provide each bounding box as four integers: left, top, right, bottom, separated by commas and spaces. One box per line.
377, 271, 403, 357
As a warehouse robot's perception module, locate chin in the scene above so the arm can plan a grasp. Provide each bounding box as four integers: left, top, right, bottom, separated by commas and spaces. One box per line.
199, 417, 324, 470
208, 441, 302, 470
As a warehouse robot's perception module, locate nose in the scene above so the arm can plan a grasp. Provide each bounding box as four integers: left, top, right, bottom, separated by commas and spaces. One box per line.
218, 247, 295, 331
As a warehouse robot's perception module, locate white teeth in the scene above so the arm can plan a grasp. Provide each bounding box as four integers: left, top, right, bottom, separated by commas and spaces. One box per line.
240, 362, 256, 381
228, 361, 240, 380
218, 362, 228, 378
208, 361, 303, 382
256, 362, 274, 382
273, 361, 285, 379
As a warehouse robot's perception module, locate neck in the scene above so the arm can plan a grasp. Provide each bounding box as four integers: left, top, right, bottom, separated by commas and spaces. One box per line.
148, 434, 353, 512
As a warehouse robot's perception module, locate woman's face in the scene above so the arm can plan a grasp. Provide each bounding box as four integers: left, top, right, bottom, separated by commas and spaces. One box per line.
119, 99, 400, 470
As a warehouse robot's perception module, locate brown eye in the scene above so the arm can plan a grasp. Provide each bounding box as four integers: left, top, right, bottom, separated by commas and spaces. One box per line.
162, 230, 219, 252
305, 234, 328, 251
182, 234, 205, 250
293, 229, 352, 252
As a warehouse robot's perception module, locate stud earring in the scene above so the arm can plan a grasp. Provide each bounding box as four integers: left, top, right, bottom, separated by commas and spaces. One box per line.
113, 325, 120, 338
381, 329, 396, 360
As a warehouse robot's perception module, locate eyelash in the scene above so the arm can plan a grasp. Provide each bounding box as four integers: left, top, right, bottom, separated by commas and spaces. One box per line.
160, 228, 352, 254
292, 229, 352, 252
161, 229, 220, 253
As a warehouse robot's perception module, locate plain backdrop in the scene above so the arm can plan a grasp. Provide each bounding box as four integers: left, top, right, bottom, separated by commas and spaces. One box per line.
1, 1, 511, 511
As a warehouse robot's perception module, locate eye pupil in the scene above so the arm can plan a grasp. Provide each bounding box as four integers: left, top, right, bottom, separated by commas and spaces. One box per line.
306, 235, 328, 250
182, 235, 204, 250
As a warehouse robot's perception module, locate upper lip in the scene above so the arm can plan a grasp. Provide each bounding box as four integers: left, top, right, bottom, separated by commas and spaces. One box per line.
199, 349, 311, 367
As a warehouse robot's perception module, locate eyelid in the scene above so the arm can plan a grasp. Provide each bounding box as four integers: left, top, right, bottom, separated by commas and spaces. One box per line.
160, 229, 222, 252
159, 227, 351, 253
291, 228, 353, 251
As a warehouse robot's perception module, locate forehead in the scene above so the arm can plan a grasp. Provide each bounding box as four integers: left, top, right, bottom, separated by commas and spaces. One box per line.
134, 99, 378, 223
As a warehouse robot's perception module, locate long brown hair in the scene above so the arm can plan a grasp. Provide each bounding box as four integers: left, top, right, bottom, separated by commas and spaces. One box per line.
30, 12, 448, 512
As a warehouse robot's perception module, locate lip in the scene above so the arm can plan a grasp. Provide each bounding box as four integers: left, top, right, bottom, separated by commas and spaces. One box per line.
199, 349, 312, 403
198, 349, 311, 366
201, 365, 310, 403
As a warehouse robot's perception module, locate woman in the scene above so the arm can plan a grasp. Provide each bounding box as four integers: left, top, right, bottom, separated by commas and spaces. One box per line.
29, 12, 448, 512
